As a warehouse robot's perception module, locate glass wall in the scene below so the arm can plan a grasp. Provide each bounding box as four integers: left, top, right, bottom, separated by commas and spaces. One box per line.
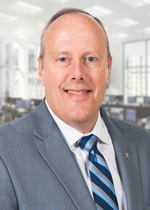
148, 40, 150, 96
0, 39, 44, 100
124, 40, 150, 102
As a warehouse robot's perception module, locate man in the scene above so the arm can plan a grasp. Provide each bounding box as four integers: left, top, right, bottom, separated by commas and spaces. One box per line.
0, 8, 150, 210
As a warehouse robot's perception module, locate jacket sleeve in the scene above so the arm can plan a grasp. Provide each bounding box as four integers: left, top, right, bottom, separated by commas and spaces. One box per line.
0, 156, 18, 209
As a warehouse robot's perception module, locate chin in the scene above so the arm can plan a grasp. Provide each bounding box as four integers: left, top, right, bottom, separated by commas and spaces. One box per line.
68, 112, 92, 123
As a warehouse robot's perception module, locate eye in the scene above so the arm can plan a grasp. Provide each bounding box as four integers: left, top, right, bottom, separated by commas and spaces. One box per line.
59, 57, 67, 62
87, 57, 96, 62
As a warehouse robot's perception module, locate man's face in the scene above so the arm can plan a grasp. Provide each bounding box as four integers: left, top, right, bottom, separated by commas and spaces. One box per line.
38, 13, 112, 133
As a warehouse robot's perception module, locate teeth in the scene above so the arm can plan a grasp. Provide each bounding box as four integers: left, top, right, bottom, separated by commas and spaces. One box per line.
67, 90, 88, 94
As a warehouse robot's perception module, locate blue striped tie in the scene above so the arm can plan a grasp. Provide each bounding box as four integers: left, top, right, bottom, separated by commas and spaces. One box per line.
78, 134, 118, 210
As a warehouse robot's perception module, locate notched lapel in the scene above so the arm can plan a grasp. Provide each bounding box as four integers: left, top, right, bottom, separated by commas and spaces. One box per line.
33, 100, 97, 210
113, 135, 143, 210
101, 107, 143, 210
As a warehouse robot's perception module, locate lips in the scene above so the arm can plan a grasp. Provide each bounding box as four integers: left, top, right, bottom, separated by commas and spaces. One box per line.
64, 89, 92, 95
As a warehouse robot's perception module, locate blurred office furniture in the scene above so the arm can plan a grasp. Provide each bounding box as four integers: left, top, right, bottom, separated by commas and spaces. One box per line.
0, 95, 150, 131
109, 107, 124, 120
103, 95, 123, 104
102, 95, 150, 130
31, 98, 42, 109
0, 97, 42, 125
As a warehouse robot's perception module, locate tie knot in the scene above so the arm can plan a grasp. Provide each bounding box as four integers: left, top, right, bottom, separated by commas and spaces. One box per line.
78, 134, 98, 152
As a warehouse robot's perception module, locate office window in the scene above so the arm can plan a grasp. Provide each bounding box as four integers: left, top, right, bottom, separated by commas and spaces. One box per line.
148, 41, 150, 96
124, 40, 150, 101
0, 40, 44, 99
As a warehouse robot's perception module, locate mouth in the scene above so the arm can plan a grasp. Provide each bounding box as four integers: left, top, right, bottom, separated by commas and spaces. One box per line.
64, 90, 92, 94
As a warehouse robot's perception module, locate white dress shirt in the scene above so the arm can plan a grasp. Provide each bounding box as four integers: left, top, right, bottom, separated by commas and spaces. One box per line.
45, 99, 127, 210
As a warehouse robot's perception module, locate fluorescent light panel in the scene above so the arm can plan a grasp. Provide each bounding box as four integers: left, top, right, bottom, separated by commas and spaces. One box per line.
0, 13, 17, 23
144, 27, 150, 34
32, 23, 45, 31
85, 5, 113, 17
49, 0, 71, 2
36, 23, 45, 28
14, 30, 33, 39
10, 1, 43, 15
111, 33, 129, 39
59, 0, 71, 3
120, 0, 150, 7
117, 18, 139, 27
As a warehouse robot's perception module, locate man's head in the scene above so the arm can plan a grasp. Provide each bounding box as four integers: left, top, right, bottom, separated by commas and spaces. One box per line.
38, 8, 112, 133
39, 8, 111, 67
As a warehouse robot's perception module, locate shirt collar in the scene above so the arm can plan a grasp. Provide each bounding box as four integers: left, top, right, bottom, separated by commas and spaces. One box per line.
45, 99, 110, 146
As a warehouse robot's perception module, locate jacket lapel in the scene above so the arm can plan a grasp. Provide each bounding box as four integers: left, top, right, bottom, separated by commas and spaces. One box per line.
101, 107, 143, 210
32, 100, 97, 210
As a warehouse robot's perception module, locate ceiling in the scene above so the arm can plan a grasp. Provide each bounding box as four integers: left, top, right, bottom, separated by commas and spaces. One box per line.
0, 0, 150, 45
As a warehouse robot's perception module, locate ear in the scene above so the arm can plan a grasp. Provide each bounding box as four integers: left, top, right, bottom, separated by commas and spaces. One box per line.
38, 57, 45, 86
106, 56, 112, 85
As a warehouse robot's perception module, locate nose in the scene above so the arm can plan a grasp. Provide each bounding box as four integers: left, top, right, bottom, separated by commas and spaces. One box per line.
70, 60, 84, 81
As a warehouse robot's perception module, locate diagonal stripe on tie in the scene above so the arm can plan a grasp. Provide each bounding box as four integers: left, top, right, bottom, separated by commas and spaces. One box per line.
90, 151, 114, 185
92, 182, 118, 209
89, 169, 118, 207
92, 187, 118, 210
89, 161, 115, 192
89, 165, 117, 200
78, 134, 118, 210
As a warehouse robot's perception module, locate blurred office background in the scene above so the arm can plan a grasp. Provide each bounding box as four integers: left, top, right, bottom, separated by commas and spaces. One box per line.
0, 0, 150, 129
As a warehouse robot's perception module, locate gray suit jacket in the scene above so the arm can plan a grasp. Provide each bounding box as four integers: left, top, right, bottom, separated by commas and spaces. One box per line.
0, 99, 150, 210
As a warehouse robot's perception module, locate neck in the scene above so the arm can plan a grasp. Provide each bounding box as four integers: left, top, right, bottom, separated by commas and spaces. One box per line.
70, 118, 98, 134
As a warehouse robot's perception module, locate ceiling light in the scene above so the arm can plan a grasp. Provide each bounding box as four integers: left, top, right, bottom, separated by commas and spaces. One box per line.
85, 5, 113, 17
36, 23, 45, 28
14, 30, 33, 39
33, 23, 45, 31
48, 0, 72, 2
144, 27, 150, 34
10, 1, 43, 15
116, 33, 129, 38
120, 0, 150, 7
0, 13, 17, 23
59, 0, 71, 3
117, 18, 139, 27
112, 33, 129, 39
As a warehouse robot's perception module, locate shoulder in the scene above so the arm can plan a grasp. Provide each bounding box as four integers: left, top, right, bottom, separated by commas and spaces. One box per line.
0, 111, 35, 154
111, 117, 150, 139
0, 111, 33, 136
0, 99, 46, 136
109, 117, 150, 155
101, 107, 150, 147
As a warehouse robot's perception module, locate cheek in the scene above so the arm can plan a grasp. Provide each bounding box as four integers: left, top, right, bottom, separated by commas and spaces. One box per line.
44, 68, 66, 93
93, 68, 108, 86
93, 70, 109, 97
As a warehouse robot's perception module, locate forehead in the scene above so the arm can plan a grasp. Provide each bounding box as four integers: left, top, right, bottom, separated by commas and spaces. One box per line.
49, 13, 101, 30
44, 13, 106, 43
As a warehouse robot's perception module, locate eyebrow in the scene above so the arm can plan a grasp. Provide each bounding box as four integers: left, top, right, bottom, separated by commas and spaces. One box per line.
50, 51, 71, 58
50, 50, 103, 60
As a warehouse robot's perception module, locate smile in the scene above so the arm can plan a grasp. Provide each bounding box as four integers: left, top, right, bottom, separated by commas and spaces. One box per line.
64, 90, 91, 94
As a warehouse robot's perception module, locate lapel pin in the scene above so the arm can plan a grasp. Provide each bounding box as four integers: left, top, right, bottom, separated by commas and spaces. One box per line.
125, 153, 129, 159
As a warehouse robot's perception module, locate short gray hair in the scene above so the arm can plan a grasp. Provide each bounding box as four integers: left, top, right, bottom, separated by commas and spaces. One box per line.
39, 8, 111, 66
